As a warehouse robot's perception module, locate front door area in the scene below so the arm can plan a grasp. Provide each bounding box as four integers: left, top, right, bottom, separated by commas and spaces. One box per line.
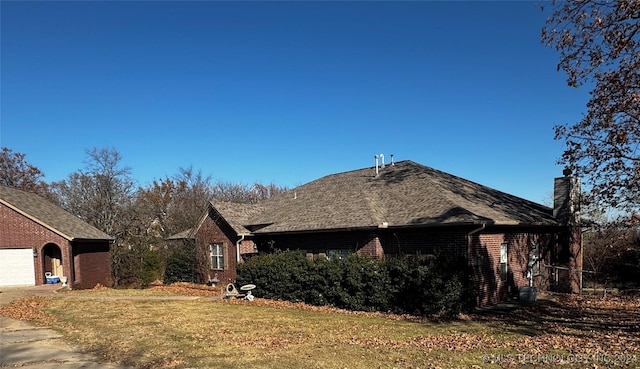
43, 243, 63, 278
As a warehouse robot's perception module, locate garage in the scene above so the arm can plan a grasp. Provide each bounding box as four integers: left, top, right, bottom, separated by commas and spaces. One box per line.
0, 248, 36, 287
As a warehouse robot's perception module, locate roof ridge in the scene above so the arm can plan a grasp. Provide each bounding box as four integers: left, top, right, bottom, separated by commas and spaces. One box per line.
204, 159, 558, 234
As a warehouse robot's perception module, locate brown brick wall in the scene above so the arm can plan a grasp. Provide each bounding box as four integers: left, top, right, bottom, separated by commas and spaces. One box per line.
1, 203, 71, 285
195, 211, 578, 306
1, 202, 112, 289
260, 231, 371, 253
239, 239, 257, 255
195, 214, 238, 285
376, 228, 468, 256
357, 236, 384, 258
72, 241, 111, 289
470, 231, 558, 305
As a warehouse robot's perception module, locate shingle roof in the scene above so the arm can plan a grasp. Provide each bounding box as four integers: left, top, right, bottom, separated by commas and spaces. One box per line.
210, 202, 265, 235
0, 185, 113, 241
225, 160, 558, 234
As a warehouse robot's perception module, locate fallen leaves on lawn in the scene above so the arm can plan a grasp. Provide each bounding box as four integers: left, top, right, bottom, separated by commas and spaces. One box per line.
147, 282, 221, 297
4, 282, 638, 368
149, 283, 436, 321
90, 283, 110, 291
225, 295, 433, 322
0, 296, 57, 322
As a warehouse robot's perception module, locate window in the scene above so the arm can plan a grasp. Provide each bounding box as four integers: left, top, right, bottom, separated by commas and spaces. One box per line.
327, 249, 351, 260
500, 243, 508, 281
305, 249, 351, 261
210, 243, 224, 270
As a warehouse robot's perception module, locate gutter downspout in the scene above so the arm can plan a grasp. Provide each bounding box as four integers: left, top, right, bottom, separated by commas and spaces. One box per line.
236, 234, 245, 263
467, 223, 486, 263
467, 223, 486, 306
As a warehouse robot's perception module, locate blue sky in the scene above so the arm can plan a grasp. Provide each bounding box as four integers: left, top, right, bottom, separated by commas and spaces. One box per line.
1, 1, 589, 204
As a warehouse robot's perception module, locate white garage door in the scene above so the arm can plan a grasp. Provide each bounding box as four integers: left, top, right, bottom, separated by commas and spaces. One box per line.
0, 248, 36, 287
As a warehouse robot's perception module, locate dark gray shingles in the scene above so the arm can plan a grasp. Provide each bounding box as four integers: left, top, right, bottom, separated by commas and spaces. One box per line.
211, 202, 265, 234
0, 186, 113, 240
238, 160, 558, 234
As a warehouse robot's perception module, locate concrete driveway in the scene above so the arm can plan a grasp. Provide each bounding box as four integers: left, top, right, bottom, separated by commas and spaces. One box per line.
0, 285, 135, 369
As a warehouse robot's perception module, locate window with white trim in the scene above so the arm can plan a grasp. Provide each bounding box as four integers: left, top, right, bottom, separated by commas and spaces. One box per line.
500, 243, 508, 281
210, 243, 224, 270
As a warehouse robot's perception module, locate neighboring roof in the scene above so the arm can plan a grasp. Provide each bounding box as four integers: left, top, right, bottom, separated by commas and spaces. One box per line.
167, 202, 265, 240
0, 185, 113, 241
166, 228, 195, 240
218, 160, 559, 234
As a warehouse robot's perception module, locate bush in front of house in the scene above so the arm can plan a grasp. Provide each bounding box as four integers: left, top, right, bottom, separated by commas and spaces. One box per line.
139, 249, 164, 288
332, 255, 392, 312
164, 246, 198, 284
235, 251, 316, 302
386, 254, 476, 316
237, 250, 476, 317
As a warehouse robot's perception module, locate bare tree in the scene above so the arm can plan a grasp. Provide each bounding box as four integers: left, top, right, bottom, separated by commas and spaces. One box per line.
170, 167, 215, 233
52, 147, 135, 236
51, 147, 137, 286
251, 182, 288, 202
583, 224, 640, 289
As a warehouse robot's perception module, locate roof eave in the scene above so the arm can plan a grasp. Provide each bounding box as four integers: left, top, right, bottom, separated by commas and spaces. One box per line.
251, 219, 566, 235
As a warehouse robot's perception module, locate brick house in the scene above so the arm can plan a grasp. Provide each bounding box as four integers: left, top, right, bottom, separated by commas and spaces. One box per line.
174, 159, 582, 305
0, 185, 113, 289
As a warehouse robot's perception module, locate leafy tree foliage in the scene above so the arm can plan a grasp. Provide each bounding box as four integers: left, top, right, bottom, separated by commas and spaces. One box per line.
542, 1, 640, 213
0, 147, 50, 196
163, 241, 198, 284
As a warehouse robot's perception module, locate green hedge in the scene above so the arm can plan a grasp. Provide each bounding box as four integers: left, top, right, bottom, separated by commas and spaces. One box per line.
163, 246, 197, 284
237, 251, 476, 317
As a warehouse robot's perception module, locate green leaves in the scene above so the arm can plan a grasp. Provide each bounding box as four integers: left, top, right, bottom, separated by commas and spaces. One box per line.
237, 251, 475, 317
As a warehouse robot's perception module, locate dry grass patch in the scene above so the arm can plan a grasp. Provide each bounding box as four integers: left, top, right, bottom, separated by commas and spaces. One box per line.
27, 298, 498, 369
1, 288, 639, 369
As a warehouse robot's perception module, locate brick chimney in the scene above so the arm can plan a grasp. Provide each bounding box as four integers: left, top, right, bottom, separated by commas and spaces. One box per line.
553, 173, 580, 225
553, 171, 582, 293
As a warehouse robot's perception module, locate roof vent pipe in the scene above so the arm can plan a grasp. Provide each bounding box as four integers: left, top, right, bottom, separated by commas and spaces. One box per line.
374, 155, 379, 176
380, 154, 385, 169
390, 154, 394, 166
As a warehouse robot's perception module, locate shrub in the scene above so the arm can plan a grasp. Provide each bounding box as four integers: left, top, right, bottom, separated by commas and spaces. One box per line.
139, 249, 163, 288
336, 255, 391, 312
388, 254, 476, 317
164, 247, 197, 284
237, 250, 475, 317
236, 251, 314, 302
